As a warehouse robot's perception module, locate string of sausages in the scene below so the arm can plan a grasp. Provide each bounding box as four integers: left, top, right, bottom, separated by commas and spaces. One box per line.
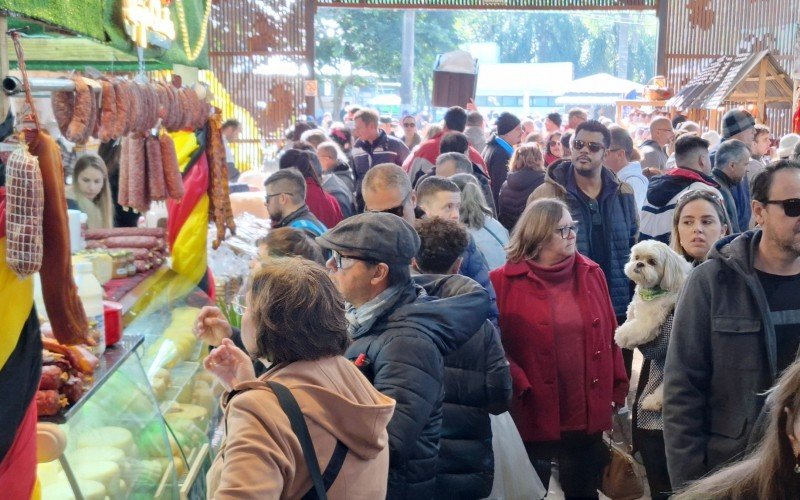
207, 111, 236, 249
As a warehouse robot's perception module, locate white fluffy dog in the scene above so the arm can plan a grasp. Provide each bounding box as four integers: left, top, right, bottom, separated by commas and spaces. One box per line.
615, 240, 691, 410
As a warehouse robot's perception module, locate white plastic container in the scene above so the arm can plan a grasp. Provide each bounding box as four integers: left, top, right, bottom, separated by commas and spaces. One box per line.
67, 209, 86, 253
74, 261, 106, 355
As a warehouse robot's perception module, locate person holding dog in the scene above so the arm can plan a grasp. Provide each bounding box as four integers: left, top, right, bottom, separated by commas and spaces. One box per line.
490, 198, 629, 498
615, 240, 692, 499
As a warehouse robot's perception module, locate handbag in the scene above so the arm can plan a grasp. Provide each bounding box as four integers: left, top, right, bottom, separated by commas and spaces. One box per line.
600, 434, 644, 500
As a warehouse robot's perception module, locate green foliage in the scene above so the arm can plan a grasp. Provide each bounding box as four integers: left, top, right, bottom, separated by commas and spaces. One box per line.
216, 296, 242, 329
315, 9, 658, 109
0, 0, 105, 40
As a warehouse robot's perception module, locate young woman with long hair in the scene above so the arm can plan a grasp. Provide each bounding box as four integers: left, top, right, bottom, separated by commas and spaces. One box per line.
66, 154, 114, 229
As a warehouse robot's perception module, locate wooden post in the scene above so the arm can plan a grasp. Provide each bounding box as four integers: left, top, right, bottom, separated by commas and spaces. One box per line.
304, 0, 315, 119
0, 16, 8, 120
757, 58, 767, 123
655, 0, 668, 77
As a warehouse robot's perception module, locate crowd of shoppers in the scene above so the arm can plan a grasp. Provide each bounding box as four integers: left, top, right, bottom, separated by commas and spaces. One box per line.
202, 102, 800, 499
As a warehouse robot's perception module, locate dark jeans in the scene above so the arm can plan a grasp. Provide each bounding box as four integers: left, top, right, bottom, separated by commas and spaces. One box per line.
634, 427, 672, 500
617, 314, 634, 379
525, 432, 607, 499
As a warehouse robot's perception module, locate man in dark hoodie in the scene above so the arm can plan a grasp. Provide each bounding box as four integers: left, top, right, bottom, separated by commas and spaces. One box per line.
317, 212, 491, 500
413, 217, 511, 499
639, 135, 725, 243
528, 119, 639, 327
484, 112, 523, 207
664, 160, 800, 490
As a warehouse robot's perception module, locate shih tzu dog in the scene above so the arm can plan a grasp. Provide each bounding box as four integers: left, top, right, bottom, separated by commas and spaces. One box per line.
615, 240, 691, 410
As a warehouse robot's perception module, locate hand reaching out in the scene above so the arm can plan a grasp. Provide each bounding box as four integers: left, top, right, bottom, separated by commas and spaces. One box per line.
204, 338, 256, 391
194, 306, 232, 346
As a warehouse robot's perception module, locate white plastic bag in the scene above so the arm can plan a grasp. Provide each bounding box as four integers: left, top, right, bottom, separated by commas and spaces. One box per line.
483, 412, 547, 500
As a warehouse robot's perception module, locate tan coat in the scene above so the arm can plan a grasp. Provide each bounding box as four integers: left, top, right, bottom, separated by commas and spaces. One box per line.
207, 356, 395, 499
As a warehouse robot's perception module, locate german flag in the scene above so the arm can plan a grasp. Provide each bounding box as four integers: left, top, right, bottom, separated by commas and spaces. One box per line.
166, 129, 215, 299
0, 188, 42, 499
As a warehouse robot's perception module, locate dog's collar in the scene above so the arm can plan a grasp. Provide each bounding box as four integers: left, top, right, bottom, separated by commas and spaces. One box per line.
639, 287, 669, 301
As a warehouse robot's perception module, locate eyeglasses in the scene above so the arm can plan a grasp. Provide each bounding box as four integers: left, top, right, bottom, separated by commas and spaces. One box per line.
265, 192, 293, 201
330, 251, 377, 270
762, 198, 800, 217
555, 223, 579, 239
366, 193, 410, 218
403, 122, 416, 128
548, 141, 560, 146
572, 140, 605, 153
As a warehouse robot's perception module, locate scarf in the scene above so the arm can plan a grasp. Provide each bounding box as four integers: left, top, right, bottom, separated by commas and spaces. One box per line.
346, 285, 405, 337
495, 136, 514, 156
639, 287, 670, 301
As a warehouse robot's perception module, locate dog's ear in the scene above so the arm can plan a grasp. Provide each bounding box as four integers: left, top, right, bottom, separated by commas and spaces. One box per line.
660, 246, 691, 293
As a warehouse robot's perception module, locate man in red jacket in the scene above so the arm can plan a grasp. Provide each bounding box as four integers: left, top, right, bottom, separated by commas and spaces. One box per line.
403, 106, 487, 180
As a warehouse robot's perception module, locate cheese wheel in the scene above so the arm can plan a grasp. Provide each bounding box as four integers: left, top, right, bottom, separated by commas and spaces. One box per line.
75, 461, 121, 498
165, 403, 208, 427
43, 479, 106, 500
71, 446, 126, 468
78, 426, 134, 455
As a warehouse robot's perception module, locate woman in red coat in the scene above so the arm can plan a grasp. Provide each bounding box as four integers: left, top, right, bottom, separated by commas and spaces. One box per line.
489, 198, 628, 499
279, 149, 343, 228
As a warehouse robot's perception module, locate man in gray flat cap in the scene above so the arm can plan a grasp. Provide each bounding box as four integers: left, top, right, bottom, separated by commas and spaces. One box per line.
317, 212, 491, 500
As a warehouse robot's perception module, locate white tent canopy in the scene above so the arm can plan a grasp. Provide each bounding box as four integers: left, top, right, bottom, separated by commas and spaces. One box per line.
555, 73, 644, 105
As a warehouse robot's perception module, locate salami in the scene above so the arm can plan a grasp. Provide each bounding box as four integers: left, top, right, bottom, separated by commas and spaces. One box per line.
51, 90, 74, 136
84, 81, 100, 143
127, 135, 147, 212
39, 365, 64, 391
65, 76, 92, 143
31, 131, 90, 345
112, 78, 129, 138
4, 142, 44, 278
102, 235, 160, 249
146, 135, 166, 201
97, 80, 117, 142
128, 83, 144, 135
207, 111, 236, 249
36, 390, 65, 416
159, 133, 185, 199
118, 135, 130, 208
85, 227, 165, 239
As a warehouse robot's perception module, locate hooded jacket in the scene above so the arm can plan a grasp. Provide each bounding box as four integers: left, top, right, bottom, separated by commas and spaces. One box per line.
322, 172, 356, 218
483, 135, 513, 207
664, 230, 781, 490
345, 275, 491, 500
353, 130, 410, 210
274, 204, 327, 237
402, 131, 487, 181
639, 167, 723, 243
425, 276, 512, 499
497, 168, 546, 230
305, 176, 344, 229
207, 357, 396, 499
333, 160, 355, 195
529, 160, 639, 317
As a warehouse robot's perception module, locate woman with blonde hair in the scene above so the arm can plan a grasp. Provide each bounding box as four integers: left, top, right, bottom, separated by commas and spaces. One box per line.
450, 173, 509, 270
490, 198, 628, 498
66, 154, 114, 229
675, 358, 800, 499
497, 143, 546, 230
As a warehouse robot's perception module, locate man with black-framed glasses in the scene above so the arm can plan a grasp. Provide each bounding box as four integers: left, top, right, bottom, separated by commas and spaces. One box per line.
264, 168, 327, 237
665, 159, 800, 490
529, 119, 639, 338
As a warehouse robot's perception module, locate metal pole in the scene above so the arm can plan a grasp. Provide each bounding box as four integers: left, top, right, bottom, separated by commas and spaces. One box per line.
400, 11, 415, 112
655, 0, 668, 77
2, 76, 104, 95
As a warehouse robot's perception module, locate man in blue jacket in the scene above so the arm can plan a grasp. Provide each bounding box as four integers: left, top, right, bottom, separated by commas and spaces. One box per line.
529, 120, 639, 336
317, 213, 491, 499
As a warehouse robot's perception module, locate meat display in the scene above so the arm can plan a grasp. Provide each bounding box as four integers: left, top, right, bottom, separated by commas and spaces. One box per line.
4, 142, 44, 278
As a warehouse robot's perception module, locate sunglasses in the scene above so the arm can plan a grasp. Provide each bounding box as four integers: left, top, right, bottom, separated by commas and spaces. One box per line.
403, 122, 416, 128
367, 193, 410, 218
763, 198, 800, 217
572, 140, 605, 153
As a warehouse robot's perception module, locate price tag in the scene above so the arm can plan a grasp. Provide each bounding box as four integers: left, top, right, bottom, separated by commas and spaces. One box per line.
304, 80, 318, 97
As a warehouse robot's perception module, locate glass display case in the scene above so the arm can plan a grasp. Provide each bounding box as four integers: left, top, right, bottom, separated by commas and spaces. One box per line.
38, 270, 217, 500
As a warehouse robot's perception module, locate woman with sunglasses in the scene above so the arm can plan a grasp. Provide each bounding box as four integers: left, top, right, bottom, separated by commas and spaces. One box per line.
401, 116, 421, 151
544, 131, 563, 167
489, 198, 628, 499
202, 258, 395, 499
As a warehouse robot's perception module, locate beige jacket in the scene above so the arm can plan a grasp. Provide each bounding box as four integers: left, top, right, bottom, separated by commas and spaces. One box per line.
207, 357, 395, 499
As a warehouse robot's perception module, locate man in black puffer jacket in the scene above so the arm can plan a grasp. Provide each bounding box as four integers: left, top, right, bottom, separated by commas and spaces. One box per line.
317, 212, 490, 500
413, 217, 512, 499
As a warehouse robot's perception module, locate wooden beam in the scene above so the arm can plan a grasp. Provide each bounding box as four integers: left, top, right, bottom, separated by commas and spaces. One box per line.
757, 58, 767, 122
656, 0, 668, 76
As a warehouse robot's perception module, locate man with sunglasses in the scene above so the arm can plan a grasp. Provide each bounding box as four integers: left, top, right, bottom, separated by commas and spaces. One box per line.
529, 119, 639, 338
664, 160, 800, 490
317, 212, 491, 500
